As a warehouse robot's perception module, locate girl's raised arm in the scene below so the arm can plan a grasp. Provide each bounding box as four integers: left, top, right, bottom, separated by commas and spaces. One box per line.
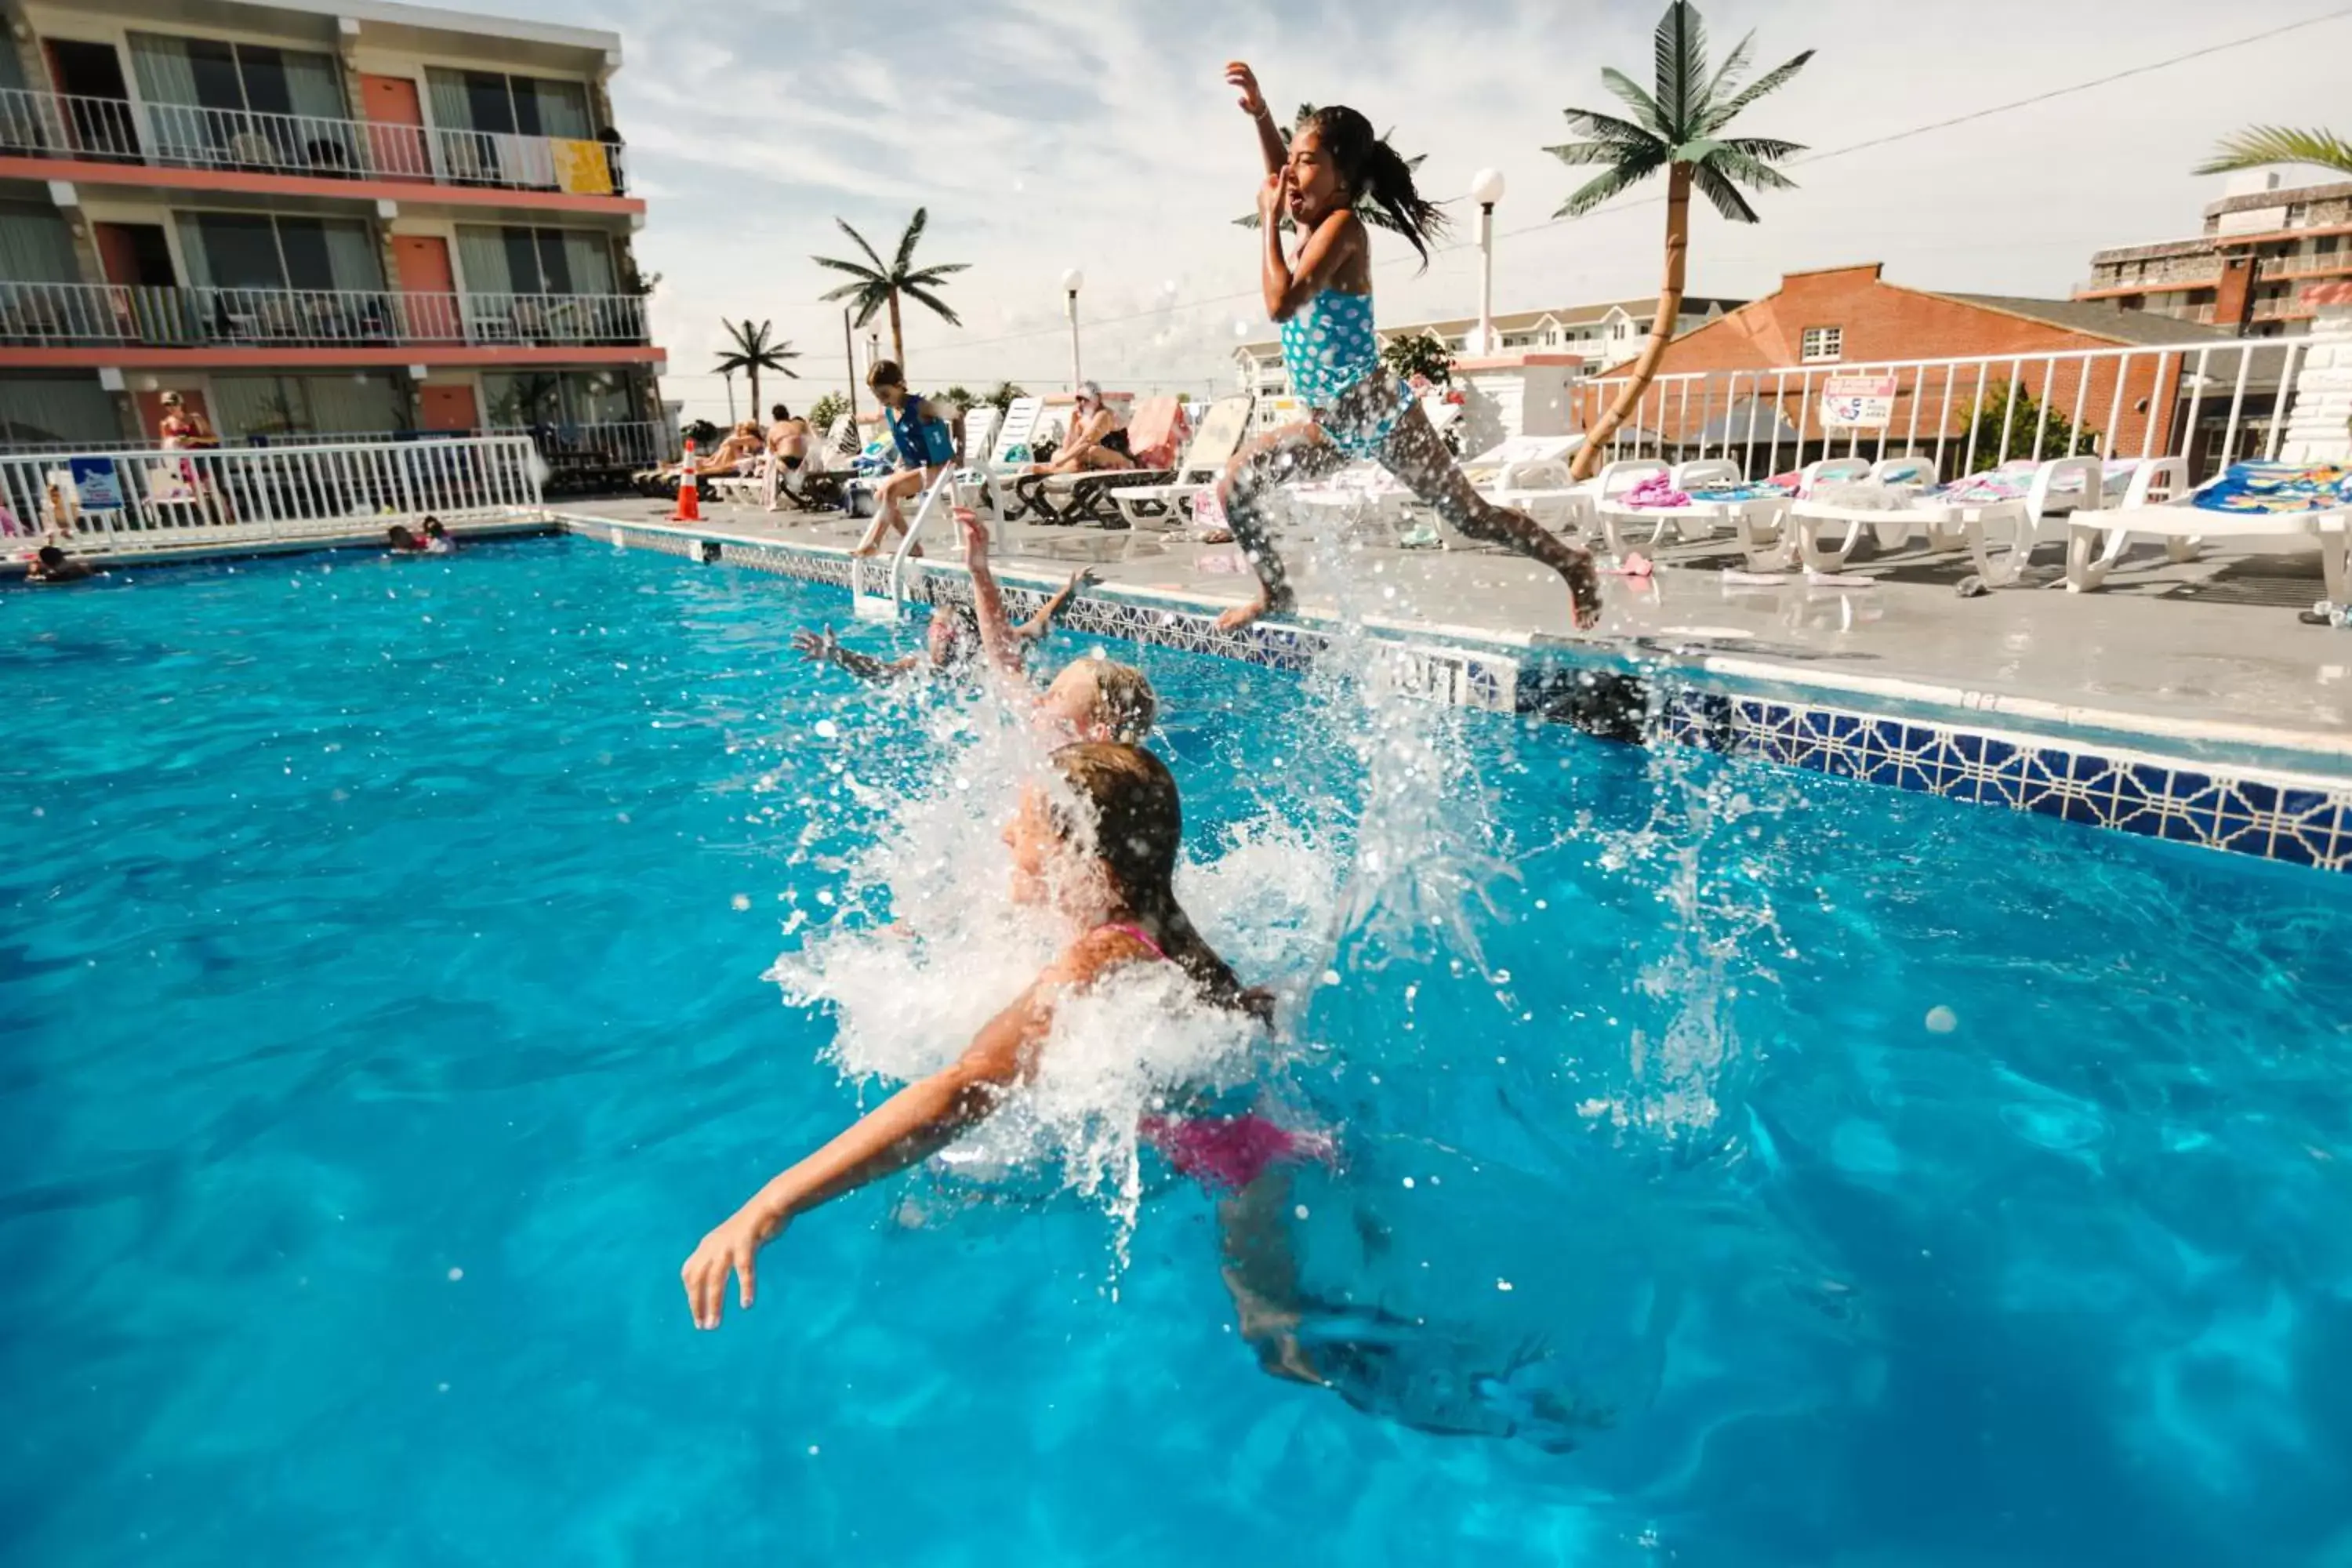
1225, 61, 1286, 176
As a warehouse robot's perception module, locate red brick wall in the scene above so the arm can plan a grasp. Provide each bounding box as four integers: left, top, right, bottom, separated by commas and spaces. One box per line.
1574, 264, 2185, 461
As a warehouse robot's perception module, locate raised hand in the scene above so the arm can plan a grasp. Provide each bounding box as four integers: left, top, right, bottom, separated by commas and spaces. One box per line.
1225, 60, 1267, 118
956, 508, 989, 560
790, 626, 837, 662
1257, 169, 1290, 226
681, 1203, 785, 1330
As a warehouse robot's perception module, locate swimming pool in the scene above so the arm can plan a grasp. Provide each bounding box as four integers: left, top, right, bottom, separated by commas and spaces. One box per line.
5, 535, 2351, 1566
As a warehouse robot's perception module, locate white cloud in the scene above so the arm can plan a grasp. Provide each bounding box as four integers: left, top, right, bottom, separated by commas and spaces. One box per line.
514, 0, 2349, 419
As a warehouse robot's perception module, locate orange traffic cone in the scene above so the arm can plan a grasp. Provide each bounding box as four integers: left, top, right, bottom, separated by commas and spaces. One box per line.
670, 440, 702, 522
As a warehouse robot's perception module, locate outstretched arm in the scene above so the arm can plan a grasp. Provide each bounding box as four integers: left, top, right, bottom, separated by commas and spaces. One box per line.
1014, 567, 1095, 642
680, 934, 1135, 1329
956, 513, 1027, 678
792, 626, 916, 684
1225, 61, 1286, 176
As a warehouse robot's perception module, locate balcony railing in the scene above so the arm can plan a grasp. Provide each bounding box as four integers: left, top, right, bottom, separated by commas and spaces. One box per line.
2256, 252, 2352, 281
0, 281, 649, 349
0, 86, 625, 194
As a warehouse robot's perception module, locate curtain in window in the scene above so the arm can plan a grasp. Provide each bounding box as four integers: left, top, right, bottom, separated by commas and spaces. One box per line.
527, 78, 591, 139
279, 49, 343, 119
0, 202, 82, 282
194, 213, 286, 290
321, 220, 383, 292
423, 67, 471, 131
0, 38, 25, 92
126, 33, 201, 104
559, 231, 614, 294
0, 372, 119, 445
452, 227, 511, 296
170, 213, 212, 289
303, 372, 404, 434
211, 374, 309, 437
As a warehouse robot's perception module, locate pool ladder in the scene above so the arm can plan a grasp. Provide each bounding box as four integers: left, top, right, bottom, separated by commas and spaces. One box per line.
850, 465, 960, 622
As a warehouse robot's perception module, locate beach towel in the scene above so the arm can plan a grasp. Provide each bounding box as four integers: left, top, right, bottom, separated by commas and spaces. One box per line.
1123, 397, 1186, 471
1687, 482, 1791, 503
1622, 471, 1691, 510
2192, 462, 2352, 515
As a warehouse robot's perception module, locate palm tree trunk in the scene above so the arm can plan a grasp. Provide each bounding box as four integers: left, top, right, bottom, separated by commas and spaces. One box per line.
1571, 162, 1691, 482
887, 291, 906, 372
747, 368, 760, 420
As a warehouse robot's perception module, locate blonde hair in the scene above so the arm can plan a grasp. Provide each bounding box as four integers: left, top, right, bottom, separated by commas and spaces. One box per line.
1088, 661, 1156, 744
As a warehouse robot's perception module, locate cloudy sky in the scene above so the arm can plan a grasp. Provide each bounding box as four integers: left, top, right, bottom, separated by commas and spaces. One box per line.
509, 0, 2347, 420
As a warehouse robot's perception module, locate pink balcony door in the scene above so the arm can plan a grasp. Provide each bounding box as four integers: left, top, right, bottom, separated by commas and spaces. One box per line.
392, 234, 461, 344
360, 74, 430, 180
420, 384, 479, 434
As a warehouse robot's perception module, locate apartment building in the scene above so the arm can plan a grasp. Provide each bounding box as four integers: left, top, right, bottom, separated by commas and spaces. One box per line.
2077, 167, 2352, 338
1231, 295, 1743, 405
0, 0, 665, 463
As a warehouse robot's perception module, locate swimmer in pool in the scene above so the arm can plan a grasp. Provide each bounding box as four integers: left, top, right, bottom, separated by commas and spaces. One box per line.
790, 564, 1094, 686
24, 543, 93, 584
958, 512, 1156, 742
681, 742, 1320, 1331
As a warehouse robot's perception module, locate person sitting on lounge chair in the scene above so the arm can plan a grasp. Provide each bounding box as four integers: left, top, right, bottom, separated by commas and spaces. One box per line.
1024, 382, 1133, 476
658, 423, 764, 491
765, 404, 822, 512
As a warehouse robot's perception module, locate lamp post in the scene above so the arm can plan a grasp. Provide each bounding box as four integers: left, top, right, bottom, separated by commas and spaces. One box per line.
1469, 167, 1505, 357
1061, 267, 1085, 390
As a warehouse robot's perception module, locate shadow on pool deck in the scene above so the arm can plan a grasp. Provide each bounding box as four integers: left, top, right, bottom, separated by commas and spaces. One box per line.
555, 493, 2352, 758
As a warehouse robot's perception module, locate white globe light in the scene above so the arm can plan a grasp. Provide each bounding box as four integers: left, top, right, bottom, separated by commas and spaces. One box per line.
1062, 268, 1085, 294
1470, 167, 1507, 205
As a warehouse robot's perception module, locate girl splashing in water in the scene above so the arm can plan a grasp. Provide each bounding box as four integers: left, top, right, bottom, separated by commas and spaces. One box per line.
1213, 64, 1602, 633
681, 742, 1314, 1330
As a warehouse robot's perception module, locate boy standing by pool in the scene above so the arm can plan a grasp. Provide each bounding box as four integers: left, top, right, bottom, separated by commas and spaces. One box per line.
852, 363, 960, 557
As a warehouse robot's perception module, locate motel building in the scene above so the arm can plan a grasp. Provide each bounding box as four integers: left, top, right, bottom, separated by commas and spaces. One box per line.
0, 0, 667, 473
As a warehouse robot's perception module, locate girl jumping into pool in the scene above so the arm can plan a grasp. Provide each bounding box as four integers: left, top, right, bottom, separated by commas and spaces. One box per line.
681, 742, 1319, 1334
1211, 63, 1602, 633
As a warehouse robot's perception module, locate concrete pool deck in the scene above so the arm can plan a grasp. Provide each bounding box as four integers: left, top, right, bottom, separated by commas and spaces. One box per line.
557, 493, 2352, 768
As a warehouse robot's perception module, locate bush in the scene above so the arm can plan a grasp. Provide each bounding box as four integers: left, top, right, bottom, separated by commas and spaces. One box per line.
1381, 328, 1455, 387
807, 392, 849, 433
1962, 380, 2100, 463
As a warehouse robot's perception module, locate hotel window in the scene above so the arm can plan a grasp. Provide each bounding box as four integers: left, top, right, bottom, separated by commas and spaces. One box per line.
1801, 326, 1842, 363
2318, 235, 2340, 256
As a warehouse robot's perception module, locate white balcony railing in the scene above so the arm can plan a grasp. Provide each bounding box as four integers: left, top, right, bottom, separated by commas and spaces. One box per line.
2, 435, 543, 554
1573, 336, 2308, 488
0, 86, 626, 194
0, 280, 648, 348
0, 421, 670, 481
2256, 252, 2352, 281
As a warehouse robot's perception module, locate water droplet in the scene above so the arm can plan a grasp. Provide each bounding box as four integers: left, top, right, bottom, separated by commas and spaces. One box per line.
1925, 1005, 1958, 1034
446, 1267, 463, 1282
1293, 1204, 1310, 1220
814, 718, 840, 739
730, 894, 751, 911
1495, 1278, 1515, 1292
1400, 1177, 1415, 1189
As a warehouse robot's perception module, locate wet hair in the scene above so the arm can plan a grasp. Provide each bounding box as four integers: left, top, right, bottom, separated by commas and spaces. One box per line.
1298, 104, 1447, 268
387, 525, 416, 549
771, 403, 790, 422
1088, 661, 1157, 743
1047, 742, 1246, 1003
36, 544, 64, 567
422, 517, 446, 539
866, 359, 905, 392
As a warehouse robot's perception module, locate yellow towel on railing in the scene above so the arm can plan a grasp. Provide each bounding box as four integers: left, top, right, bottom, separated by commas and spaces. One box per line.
550, 139, 614, 195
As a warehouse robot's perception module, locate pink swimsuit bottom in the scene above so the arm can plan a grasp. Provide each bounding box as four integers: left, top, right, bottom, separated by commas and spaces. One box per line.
1095, 923, 1334, 1193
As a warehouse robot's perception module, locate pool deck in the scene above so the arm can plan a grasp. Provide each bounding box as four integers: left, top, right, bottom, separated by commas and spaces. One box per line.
556, 493, 2352, 770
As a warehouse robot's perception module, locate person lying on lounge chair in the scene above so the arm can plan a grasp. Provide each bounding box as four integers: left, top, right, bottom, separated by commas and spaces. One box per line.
1022, 383, 1134, 477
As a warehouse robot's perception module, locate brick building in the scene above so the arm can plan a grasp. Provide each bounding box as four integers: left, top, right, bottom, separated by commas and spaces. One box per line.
0, 0, 666, 463
2078, 168, 2352, 338
1573, 263, 2257, 463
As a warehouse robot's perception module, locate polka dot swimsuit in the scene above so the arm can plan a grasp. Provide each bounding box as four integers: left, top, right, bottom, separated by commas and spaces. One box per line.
1279, 288, 1408, 459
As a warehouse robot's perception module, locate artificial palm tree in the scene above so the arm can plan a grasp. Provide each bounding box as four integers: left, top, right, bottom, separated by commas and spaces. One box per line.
1548, 2, 1813, 480
812, 208, 967, 372
1232, 104, 1429, 238
2197, 126, 2352, 179
712, 318, 799, 419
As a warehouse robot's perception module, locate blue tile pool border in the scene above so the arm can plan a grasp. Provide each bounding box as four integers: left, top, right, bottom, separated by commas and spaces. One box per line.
576, 518, 2352, 874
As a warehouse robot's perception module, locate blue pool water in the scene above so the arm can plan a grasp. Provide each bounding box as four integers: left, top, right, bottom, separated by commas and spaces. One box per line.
5, 536, 2352, 1566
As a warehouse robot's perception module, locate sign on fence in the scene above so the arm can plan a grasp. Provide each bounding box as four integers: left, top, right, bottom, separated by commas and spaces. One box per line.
67, 456, 124, 511
1818, 375, 1899, 430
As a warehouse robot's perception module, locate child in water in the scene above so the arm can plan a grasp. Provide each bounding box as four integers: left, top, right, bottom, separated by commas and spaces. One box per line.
681, 741, 1318, 1330
789, 564, 1094, 685
958, 512, 1156, 742
1212, 63, 1602, 633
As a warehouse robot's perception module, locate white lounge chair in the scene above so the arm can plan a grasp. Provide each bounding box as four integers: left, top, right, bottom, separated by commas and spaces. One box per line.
2066, 459, 2351, 599
1788, 454, 2114, 585
966, 397, 1042, 517
949, 402, 1000, 512
1102, 394, 1258, 531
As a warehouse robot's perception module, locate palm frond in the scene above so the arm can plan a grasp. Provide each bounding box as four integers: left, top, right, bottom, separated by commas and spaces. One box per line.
1700, 31, 1755, 110
1720, 136, 1806, 162
812, 254, 885, 283
1689, 162, 1762, 223
1599, 67, 1664, 133
1699, 49, 1813, 134
1545, 139, 1625, 169
1561, 105, 1669, 149
833, 217, 888, 273
892, 207, 929, 275
901, 263, 972, 284
1652, 0, 1706, 140
2194, 125, 2352, 176
1703, 148, 1800, 193
1554, 150, 1669, 217
900, 285, 963, 328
